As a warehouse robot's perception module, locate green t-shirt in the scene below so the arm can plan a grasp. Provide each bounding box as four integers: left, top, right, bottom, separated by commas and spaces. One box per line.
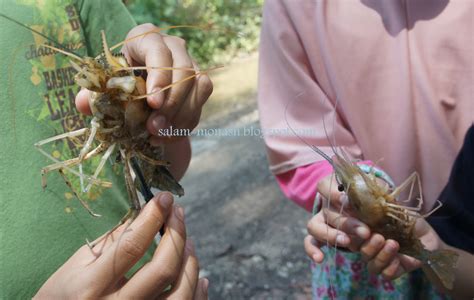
0, 0, 153, 297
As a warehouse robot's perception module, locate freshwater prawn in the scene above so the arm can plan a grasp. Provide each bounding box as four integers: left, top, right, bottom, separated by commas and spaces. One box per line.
34, 30, 187, 220
2, 12, 215, 235
285, 95, 459, 291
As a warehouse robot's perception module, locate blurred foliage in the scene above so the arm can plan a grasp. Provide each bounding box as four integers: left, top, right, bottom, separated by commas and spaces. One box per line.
125, 0, 263, 68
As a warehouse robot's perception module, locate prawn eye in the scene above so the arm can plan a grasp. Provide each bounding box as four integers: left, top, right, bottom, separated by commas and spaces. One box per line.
338, 184, 345, 192
134, 69, 147, 80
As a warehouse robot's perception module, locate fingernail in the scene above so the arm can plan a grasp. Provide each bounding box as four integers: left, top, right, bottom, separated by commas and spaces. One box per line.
386, 242, 397, 253
312, 254, 321, 263
336, 234, 348, 245
373, 234, 385, 246
152, 115, 166, 134
355, 226, 370, 238
157, 192, 173, 209
175, 205, 185, 221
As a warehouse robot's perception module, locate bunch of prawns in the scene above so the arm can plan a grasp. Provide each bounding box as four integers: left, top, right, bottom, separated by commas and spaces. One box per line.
34, 27, 212, 240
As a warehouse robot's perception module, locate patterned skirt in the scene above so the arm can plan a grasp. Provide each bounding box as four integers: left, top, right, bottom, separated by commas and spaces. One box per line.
311, 248, 450, 300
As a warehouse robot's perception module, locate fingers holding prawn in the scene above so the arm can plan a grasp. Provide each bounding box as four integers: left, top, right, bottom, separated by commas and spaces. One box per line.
366, 239, 401, 278
172, 72, 213, 130
306, 210, 349, 247
122, 24, 212, 141
360, 233, 386, 262
147, 71, 213, 143
73, 23, 213, 143
122, 23, 173, 109
306, 209, 371, 250
361, 234, 404, 279
363, 224, 425, 281
159, 35, 196, 118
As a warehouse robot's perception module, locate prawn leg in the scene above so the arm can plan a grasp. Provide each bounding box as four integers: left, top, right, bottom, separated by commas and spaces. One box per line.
136, 152, 170, 167
78, 118, 100, 191
123, 150, 142, 213
84, 143, 116, 193
36, 144, 111, 188
34, 123, 110, 188
40, 144, 107, 188
86, 206, 136, 250
35, 128, 88, 147
386, 212, 408, 224
58, 169, 101, 217
389, 172, 424, 211
421, 200, 443, 218
386, 206, 420, 219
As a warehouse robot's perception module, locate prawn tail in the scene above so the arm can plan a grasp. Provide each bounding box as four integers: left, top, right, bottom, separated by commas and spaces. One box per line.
422, 248, 459, 290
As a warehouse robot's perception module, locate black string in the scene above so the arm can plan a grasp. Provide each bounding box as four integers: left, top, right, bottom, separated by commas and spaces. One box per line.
130, 157, 165, 236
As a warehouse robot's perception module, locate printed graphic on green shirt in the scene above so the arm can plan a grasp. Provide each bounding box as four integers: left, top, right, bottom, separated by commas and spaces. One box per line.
18, 0, 122, 211
1, 1, 143, 297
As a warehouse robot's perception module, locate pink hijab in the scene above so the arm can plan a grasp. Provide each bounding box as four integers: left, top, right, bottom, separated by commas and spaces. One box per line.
258, 0, 474, 211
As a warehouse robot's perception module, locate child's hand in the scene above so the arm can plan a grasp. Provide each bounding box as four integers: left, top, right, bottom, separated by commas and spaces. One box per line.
305, 206, 443, 281
304, 206, 371, 263
359, 218, 442, 280
358, 233, 421, 280
75, 23, 213, 143
306, 173, 373, 262
34, 193, 209, 299
304, 208, 416, 280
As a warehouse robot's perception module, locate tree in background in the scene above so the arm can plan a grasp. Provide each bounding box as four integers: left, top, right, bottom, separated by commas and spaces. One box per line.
125, 0, 263, 67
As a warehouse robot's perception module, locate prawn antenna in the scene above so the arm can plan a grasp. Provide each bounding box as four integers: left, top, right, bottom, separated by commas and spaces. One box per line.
0, 13, 81, 57
108, 24, 222, 53
132, 65, 224, 100
284, 93, 334, 165
41, 44, 84, 63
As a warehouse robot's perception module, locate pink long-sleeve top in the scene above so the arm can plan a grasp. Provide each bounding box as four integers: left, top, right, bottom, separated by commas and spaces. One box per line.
258, 0, 474, 213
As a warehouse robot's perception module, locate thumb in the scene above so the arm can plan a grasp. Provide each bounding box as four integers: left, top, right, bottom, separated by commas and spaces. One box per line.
75, 88, 92, 115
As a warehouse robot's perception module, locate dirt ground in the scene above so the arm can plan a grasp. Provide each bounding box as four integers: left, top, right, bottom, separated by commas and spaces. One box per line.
178, 55, 313, 299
